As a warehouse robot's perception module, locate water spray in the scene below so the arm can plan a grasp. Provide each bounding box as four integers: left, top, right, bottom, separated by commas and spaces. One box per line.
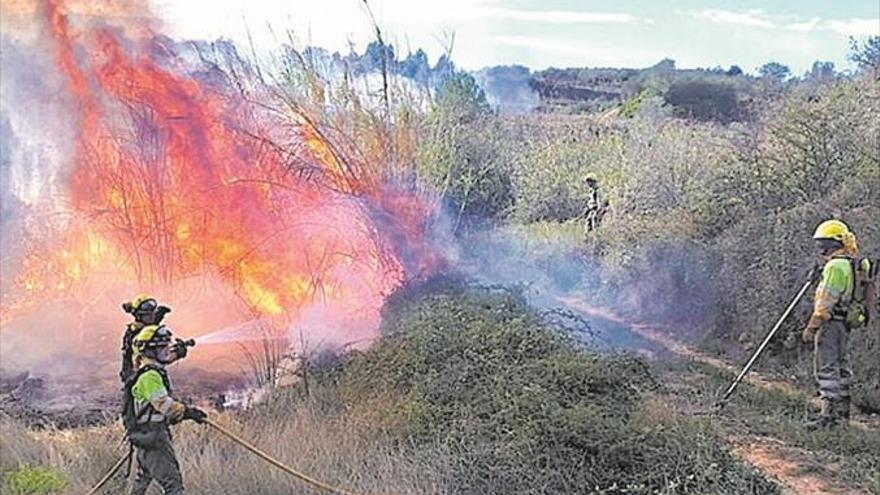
194, 320, 285, 346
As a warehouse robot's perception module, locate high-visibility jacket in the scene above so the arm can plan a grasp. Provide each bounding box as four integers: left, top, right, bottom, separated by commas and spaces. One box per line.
130, 363, 186, 426
810, 254, 871, 327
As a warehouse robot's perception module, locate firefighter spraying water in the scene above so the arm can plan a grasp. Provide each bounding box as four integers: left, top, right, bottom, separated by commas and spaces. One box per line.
118, 295, 206, 495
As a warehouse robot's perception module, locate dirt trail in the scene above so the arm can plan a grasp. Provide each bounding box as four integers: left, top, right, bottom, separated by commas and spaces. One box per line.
561, 295, 877, 495
731, 437, 864, 495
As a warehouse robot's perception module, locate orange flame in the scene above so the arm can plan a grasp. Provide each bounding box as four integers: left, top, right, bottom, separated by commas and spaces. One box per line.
1, 0, 438, 358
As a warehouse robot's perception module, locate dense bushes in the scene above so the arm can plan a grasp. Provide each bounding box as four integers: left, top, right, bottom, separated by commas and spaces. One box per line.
664, 77, 741, 123
312, 279, 776, 494
415, 71, 880, 408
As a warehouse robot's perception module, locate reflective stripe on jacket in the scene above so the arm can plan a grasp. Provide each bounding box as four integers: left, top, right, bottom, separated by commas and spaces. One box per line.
131, 368, 185, 424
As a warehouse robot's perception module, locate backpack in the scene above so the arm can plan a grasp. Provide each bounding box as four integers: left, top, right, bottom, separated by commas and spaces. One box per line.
841, 256, 878, 328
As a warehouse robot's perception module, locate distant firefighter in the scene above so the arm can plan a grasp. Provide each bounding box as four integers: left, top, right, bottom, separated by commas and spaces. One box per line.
802, 220, 876, 429
582, 176, 606, 234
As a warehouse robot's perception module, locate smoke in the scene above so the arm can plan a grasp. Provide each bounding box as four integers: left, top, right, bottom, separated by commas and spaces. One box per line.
473, 65, 540, 115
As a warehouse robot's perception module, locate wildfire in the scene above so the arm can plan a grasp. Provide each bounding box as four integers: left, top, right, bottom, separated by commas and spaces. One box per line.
1, 0, 437, 357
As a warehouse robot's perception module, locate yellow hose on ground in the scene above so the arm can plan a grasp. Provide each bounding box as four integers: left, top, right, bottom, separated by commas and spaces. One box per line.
85, 420, 384, 495
205, 419, 384, 495
84, 450, 129, 495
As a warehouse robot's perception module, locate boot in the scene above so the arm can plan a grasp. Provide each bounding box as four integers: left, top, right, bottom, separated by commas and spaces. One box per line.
835, 397, 851, 423
805, 399, 838, 431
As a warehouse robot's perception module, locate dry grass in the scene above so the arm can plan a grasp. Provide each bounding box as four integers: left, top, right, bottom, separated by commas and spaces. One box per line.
1, 404, 449, 495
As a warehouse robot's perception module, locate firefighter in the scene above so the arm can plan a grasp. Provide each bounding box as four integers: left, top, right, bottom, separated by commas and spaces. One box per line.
583, 176, 602, 234
801, 219, 870, 428
121, 295, 171, 383
124, 324, 205, 494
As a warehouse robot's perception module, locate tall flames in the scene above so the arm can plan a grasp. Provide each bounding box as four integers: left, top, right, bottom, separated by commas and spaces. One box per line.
0, 0, 437, 371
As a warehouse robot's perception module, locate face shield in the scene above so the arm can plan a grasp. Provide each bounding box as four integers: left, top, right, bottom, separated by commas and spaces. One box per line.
140, 326, 183, 365
154, 345, 179, 365
815, 238, 843, 257
134, 299, 159, 324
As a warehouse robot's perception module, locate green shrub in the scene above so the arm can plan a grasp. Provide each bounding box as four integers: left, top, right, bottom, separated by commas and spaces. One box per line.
664, 77, 742, 123
309, 279, 777, 494
4, 465, 68, 495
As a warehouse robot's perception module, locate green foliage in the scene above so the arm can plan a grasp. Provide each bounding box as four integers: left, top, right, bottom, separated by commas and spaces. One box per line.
4, 465, 68, 495
417, 73, 513, 225
664, 77, 741, 123
620, 88, 653, 118
758, 62, 791, 81
849, 36, 880, 76
492, 74, 880, 408
434, 72, 491, 122
315, 280, 777, 494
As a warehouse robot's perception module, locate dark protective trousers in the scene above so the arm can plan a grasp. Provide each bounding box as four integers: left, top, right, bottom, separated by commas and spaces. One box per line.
129, 427, 185, 495
813, 319, 852, 419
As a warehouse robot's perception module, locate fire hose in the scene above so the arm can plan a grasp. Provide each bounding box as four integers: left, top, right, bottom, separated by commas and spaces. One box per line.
204, 419, 372, 495
85, 420, 376, 495
84, 449, 130, 495
715, 274, 815, 409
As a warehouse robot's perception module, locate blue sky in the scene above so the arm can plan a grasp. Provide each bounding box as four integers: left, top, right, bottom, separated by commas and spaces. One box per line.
157, 0, 880, 74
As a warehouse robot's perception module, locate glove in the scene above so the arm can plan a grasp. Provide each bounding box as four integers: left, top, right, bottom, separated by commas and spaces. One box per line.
183, 406, 207, 424
801, 324, 819, 344
173, 340, 189, 359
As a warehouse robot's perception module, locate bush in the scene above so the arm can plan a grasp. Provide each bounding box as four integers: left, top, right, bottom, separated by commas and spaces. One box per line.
417, 73, 514, 226
4, 466, 68, 495
316, 279, 776, 494
664, 77, 742, 123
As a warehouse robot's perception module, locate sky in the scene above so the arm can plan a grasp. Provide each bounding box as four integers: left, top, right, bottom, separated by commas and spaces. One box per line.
155, 0, 880, 74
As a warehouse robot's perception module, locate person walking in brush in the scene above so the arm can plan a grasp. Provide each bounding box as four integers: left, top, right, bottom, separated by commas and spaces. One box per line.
583, 176, 602, 234
123, 323, 206, 494
802, 219, 876, 429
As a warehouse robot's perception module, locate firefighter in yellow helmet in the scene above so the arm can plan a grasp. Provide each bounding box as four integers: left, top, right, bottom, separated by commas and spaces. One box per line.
583, 176, 602, 234
802, 219, 871, 429
123, 324, 204, 495
120, 295, 171, 383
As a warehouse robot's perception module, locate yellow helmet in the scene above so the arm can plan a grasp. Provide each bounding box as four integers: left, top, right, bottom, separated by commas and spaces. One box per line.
812, 219, 850, 242
123, 294, 156, 314
132, 325, 173, 359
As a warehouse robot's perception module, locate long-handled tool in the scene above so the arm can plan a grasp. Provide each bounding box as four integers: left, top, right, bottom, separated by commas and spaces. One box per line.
205, 419, 375, 495
715, 274, 815, 409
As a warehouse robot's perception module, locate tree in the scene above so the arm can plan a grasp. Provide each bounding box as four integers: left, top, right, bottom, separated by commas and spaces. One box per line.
400, 48, 430, 83
848, 36, 880, 77
434, 72, 491, 123
726, 65, 743, 76
432, 54, 456, 86
758, 62, 790, 81
362, 40, 396, 73
806, 61, 836, 81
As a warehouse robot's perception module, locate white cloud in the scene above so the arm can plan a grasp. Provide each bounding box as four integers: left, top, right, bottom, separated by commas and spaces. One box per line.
826, 18, 879, 37
691, 9, 878, 38
487, 8, 640, 25
695, 9, 775, 28
784, 17, 822, 32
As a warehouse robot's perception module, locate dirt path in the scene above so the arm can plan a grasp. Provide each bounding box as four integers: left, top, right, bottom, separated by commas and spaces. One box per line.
561, 295, 877, 495
731, 436, 863, 495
